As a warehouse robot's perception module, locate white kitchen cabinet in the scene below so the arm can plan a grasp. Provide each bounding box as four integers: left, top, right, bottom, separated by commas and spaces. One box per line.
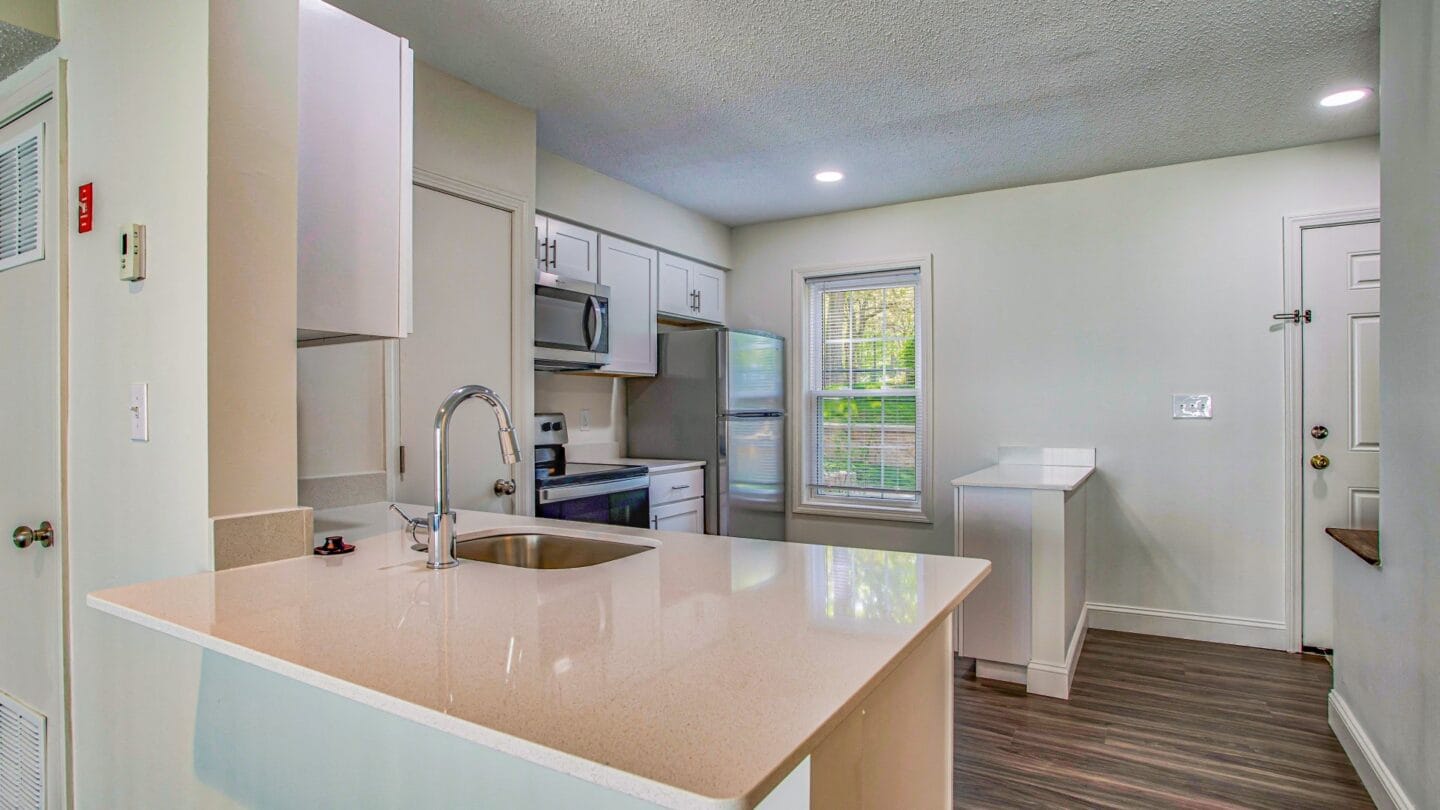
649, 467, 705, 532
598, 235, 658, 376
297, 0, 413, 343
657, 252, 725, 324
651, 497, 704, 533
535, 214, 598, 284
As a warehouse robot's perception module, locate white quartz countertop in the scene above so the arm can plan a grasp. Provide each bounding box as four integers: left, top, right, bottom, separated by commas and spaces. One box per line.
597, 457, 705, 474
951, 463, 1095, 492
88, 502, 989, 810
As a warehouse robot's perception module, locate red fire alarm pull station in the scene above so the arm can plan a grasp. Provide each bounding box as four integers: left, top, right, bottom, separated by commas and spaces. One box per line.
77, 183, 93, 233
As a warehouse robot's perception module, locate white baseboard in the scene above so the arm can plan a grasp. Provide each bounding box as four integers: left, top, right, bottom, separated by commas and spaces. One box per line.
1027, 604, 1089, 700
1329, 691, 1415, 810
1086, 601, 1287, 650
974, 660, 1026, 685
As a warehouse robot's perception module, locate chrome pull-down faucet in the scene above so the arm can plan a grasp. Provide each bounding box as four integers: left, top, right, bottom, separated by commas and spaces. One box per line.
427, 384, 522, 569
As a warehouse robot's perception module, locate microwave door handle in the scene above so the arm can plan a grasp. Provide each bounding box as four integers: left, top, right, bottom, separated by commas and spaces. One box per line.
582, 295, 595, 349
586, 296, 604, 351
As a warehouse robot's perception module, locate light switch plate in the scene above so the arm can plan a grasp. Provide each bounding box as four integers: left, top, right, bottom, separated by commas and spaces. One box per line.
129, 383, 149, 441
1172, 394, 1212, 419
579, 408, 591, 431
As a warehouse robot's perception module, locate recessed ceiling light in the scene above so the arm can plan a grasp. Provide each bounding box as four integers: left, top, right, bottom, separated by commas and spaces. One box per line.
1319, 88, 1372, 107
814, 170, 844, 183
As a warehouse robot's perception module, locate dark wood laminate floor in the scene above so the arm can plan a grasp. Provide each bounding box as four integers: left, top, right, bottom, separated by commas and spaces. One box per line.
954, 630, 1373, 809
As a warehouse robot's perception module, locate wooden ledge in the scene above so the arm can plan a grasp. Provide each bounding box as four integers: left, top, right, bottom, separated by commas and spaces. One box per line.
1325, 528, 1380, 566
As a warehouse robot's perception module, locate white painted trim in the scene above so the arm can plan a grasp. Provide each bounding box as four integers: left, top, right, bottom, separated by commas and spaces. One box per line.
1281, 206, 1380, 652
974, 660, 1026, 685
388, 169, 536, 516
788, 255, 935, 524
1026, 604, 1088, 700
1328, 691, 1415, 810
1086, 601, 1287, 650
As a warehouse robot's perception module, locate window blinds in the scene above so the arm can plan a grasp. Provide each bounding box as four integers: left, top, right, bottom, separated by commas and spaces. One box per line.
0, 123, 43, 274
807, 268, 922, 507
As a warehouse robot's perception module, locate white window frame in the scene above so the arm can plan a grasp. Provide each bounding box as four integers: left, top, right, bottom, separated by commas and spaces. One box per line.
790, 255, 934, 523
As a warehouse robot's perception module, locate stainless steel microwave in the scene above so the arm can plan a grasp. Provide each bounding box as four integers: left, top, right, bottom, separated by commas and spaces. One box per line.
534, 273, 611, 370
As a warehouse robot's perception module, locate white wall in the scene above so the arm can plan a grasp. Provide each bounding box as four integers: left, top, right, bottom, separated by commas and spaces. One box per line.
729, 138, 1379, 641
1331, 2, 1438, 806
297, 341, 386, 478
296, 61, 537, 494
208, 0, 298, 517
534, 372, 627, 457
537, 149, 731, 268
55, 0, 223, 805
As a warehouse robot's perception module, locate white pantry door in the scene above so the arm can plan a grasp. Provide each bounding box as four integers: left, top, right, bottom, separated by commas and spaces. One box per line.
1300, 220, 1381, 650
0, 93, 67, 808
396, 184, 517, 514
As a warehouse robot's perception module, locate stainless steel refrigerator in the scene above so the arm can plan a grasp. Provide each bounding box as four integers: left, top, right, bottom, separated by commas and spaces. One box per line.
627, 328, 786, 540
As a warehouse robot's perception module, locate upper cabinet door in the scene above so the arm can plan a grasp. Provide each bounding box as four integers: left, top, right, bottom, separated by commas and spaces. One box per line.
534, 214, 550, 274
657, 252, 694, 317
297, 0, 413, 342
691, 264, 726, 324
598, 235, 658, 376
546, 218, 599, 283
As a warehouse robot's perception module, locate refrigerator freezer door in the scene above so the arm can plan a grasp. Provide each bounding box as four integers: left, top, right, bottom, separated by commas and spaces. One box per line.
723, 330, 785, 415
719, 415, 786, 540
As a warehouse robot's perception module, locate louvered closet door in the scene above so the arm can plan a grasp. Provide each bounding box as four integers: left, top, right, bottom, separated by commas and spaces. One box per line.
0, 94, 64, 810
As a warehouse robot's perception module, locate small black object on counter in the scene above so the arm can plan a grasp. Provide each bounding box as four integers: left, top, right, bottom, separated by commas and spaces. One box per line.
314, 535, 355, 556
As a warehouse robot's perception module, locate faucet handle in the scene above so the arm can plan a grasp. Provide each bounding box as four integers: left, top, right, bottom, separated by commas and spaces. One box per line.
389, 504, 430, 552
389, 503, 425, 527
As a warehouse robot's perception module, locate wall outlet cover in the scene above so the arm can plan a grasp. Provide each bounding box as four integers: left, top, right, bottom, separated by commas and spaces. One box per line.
1172, 394, 1212, 419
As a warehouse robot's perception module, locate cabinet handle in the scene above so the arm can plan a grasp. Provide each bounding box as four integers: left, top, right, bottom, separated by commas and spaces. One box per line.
548, 239, 558, 268
670, 484, 691, 490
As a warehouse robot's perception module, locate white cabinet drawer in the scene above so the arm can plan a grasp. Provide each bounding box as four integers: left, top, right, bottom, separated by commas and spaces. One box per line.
649, 468, 704, 507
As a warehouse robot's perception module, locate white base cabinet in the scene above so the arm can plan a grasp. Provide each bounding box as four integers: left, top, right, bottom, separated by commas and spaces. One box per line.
651, 497, 704, 533
649, 467, 706, 533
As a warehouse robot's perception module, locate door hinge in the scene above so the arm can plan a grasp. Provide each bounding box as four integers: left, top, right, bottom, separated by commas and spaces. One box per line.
398, 445, 406, 476
1272, 309, 1312, 324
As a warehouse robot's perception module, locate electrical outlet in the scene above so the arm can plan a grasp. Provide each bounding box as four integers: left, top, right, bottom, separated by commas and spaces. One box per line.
579, 408, 591, 431
129, 383, 149, 441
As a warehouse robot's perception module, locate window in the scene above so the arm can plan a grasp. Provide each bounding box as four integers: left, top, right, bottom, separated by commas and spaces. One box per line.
795, 260, 930, 520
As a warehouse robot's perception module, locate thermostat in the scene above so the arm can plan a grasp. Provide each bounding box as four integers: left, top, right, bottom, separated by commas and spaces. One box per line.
120, 223, 146, 281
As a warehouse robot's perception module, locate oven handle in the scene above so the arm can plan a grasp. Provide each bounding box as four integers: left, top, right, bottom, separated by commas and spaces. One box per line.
538, 476, 649, 503
584, 295, 604, 351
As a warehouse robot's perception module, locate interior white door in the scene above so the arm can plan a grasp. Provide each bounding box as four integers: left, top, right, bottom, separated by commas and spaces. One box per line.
598, 235, 658, 375
1300, 220, 1380, 650
397, 185, 518, 513
0, 95, 66, 809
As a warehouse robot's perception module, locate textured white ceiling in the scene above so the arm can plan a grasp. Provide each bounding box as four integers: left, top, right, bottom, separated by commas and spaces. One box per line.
331, 0, 1379, 226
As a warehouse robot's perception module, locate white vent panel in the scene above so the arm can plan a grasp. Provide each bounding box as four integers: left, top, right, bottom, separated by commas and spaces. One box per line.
0, 691, 44, 810
0, 122, 44, 274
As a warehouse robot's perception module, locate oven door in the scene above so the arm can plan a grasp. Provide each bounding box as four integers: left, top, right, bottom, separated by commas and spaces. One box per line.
536, 478, 649, 528
535, 278, 610, 369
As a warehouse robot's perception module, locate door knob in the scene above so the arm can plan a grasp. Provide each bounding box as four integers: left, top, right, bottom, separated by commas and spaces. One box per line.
12, 521, 54, 549
1311, 425, 1329, 439
1310, 454, 1331, 470
493, 478, 517, 496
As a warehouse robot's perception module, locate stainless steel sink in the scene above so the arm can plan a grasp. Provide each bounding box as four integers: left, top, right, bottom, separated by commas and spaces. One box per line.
453, 532, 654, 569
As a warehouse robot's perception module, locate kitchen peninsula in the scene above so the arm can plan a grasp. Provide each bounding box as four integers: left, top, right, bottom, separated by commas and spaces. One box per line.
89, 503, 989, 809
